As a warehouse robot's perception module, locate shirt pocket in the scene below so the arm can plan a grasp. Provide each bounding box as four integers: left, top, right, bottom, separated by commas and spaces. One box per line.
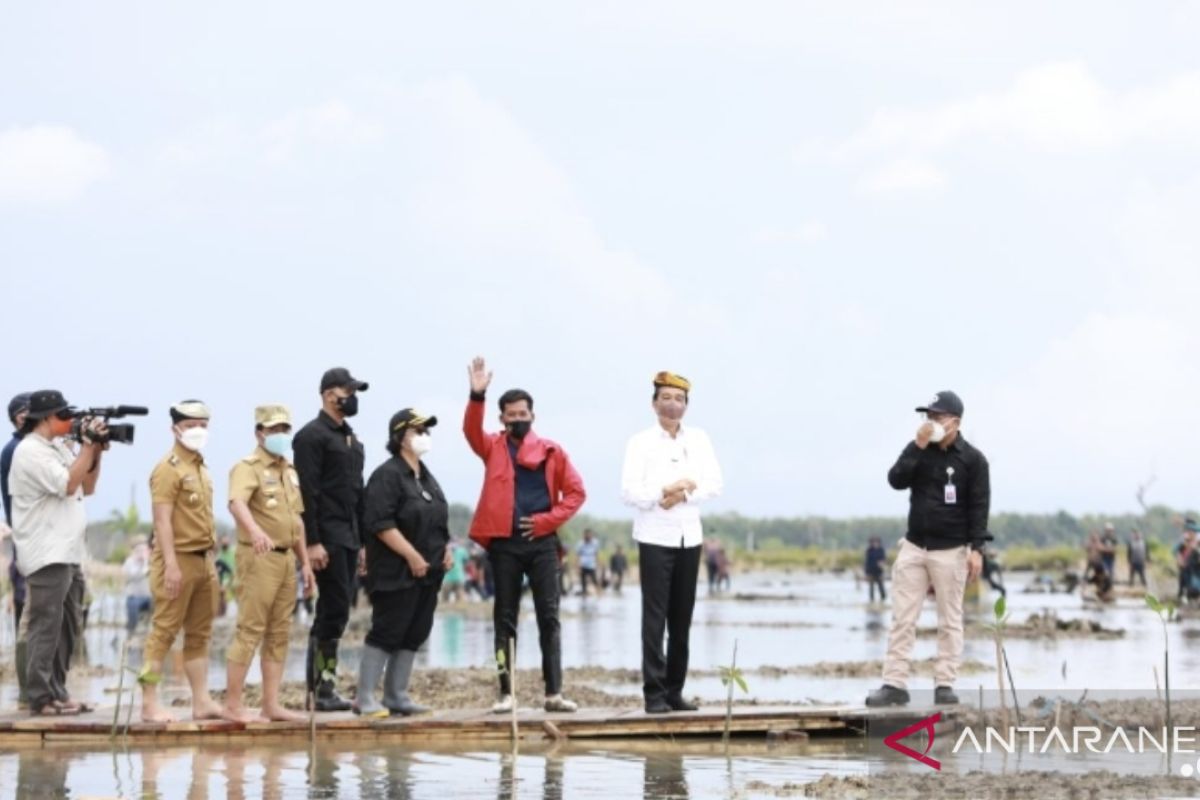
180, 477, 206, 509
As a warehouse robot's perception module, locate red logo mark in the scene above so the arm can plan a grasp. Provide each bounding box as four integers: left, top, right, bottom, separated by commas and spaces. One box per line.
883, 712, 942, 771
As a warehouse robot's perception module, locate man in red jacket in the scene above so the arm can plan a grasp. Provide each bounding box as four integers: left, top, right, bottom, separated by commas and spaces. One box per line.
464, 357, 586, 714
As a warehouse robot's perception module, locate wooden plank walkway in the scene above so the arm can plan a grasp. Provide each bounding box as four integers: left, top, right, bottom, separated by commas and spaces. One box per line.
0, 704, 958, 745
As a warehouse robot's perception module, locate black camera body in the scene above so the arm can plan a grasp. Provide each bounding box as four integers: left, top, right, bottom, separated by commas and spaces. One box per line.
68, 405, 149, 446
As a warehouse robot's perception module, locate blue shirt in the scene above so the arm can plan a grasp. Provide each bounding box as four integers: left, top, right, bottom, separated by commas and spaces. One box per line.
865, 544, 887, 575
1, 432, 22, 526
507, 438, 550, 535
577, 539, 600, 570
1, 431, 26, 601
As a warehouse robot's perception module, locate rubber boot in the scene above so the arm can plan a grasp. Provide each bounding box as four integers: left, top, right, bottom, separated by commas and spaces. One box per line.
383, 650, 429, 715
354, 644, 390, 718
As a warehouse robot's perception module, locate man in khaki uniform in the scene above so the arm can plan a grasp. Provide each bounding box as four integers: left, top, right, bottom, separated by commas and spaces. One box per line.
222, 404, 316, 722
140, 400, 223, 723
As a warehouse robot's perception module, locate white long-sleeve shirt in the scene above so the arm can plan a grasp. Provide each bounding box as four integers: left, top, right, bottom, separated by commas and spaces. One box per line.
621, 423, 722, 548
10, 433, 87, 576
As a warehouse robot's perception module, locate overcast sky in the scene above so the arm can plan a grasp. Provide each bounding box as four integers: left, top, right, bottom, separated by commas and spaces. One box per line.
3, 2, 1200, 526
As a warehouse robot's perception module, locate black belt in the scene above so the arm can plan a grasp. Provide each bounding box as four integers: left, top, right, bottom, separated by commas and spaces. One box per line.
272, 546, 290, 554
178, 550, 209, 557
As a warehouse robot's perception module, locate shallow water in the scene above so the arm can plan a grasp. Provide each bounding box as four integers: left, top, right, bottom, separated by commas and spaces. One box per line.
2, 570, 1193, 708
2, 571, 1197, 798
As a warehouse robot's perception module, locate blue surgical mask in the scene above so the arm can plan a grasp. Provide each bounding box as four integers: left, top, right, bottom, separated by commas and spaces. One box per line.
263, 432, 293, 457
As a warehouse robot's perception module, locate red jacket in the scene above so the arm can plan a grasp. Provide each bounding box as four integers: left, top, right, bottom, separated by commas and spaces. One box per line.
463, 396, 586, 548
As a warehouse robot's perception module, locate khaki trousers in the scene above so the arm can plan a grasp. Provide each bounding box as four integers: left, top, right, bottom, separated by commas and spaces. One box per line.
228, 545, 296, 665
881, 539, 969, 689
144, 549, 218, 664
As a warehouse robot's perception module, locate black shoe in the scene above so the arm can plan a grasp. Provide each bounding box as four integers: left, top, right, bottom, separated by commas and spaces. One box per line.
314, 687, 352, 712
644, 699, 672, 714
934, 686, 960, 705
666, 695, 699, 712
309, 639, 352, 712
865, 684, 910, 707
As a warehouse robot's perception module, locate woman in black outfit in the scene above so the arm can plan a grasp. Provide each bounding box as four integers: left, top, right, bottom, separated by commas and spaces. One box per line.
354, 408, 451, 717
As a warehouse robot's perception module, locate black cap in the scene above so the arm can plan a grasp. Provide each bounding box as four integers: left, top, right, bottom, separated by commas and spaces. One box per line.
915, 390, 964, 417
389, 408, 438, 435
26, 390, 73, 420
8, 392, 31, 424
320, 367, 369, 393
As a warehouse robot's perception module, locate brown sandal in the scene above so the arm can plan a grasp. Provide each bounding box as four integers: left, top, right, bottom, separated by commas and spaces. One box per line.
33, 703, 81, 717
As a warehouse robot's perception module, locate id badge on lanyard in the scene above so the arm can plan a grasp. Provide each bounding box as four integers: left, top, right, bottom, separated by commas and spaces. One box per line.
944, 466, 957, 505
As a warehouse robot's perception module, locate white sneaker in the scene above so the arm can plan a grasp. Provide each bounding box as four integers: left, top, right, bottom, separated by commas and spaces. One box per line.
491, 694, 515, 714
544, 694, 578, 713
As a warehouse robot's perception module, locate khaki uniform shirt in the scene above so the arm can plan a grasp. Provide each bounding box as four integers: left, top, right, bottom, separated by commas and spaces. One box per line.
228, 446, 304, 549
149, 442, 215, 553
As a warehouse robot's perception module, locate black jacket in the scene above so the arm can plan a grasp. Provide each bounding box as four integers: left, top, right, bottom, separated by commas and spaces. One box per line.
362, 455, 450, 592
293, 410, 366, 549
888, 434, 991, 551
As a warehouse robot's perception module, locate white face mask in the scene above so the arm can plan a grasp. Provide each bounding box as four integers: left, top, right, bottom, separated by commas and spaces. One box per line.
927, 420, 946, 443
409, 432, 433, 457
177, 426, 209, 452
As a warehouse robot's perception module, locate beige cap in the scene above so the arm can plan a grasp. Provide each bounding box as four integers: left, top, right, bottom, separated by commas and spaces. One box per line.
170, 400, 211, 422
254, 404, 292, 428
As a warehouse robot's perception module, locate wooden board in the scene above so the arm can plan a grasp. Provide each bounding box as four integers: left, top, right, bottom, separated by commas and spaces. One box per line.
0, 704, 960, 745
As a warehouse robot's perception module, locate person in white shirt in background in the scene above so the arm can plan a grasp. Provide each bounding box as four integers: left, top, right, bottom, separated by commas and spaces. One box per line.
122, 536, 152, 636
621, 371, 723, 714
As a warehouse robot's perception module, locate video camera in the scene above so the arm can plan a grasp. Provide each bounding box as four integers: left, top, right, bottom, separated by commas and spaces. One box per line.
68, 405, 149, 446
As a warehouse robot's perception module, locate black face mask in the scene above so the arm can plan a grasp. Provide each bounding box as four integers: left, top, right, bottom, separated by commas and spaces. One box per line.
337, 394, 359, 418
506, 420, 532, 440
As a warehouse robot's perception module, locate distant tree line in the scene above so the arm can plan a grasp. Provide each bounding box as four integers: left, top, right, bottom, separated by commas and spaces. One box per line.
86, 499, 1198, 563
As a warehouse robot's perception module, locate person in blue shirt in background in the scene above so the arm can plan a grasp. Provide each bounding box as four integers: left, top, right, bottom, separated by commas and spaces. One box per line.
2, 393, 32, 632
577, 529, 601, 597
864, 536, 887, 603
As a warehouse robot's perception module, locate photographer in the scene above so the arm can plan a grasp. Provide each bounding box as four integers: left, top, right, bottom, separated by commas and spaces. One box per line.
9, 390, 107, 717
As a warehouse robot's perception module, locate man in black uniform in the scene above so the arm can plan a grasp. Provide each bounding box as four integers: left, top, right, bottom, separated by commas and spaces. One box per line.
866, 390, 990, 708
294, 367, 368, 711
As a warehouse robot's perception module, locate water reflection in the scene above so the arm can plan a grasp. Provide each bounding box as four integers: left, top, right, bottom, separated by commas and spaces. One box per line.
0, 740, 833, 800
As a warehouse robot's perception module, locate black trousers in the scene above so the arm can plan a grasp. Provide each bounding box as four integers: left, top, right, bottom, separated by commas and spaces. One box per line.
490, 533, 562, 695
579, 567, 599, 596
639, 542, 701, 704
867, 572, 886, 602
366, 582, 441, 652
311, 543, 359, 642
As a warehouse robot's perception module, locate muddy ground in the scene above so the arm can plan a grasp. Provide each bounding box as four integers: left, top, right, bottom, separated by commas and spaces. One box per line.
918, 611, 1126, 640
745, 771, 1200, 799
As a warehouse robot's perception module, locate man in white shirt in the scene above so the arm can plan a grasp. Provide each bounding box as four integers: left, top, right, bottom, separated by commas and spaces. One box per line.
9, 390, 107, 717
621, 371, 722, 714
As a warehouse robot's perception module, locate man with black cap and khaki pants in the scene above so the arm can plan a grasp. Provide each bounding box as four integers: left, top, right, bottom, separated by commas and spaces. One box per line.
140, 400, 223, 723
866, 390, 991, 708
294, 368, 368, 711
621, 372, 723, 714
222, 404, 316, 723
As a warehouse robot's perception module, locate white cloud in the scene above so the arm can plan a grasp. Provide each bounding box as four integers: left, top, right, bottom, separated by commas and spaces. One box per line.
753, 220, 828, 244
977, 172, 1200, 511
157, 102, 384, 168
835, 62, 1200, 160
0, 125, 110, 206
857, 158, 947, 194
260, 101, 385, 165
